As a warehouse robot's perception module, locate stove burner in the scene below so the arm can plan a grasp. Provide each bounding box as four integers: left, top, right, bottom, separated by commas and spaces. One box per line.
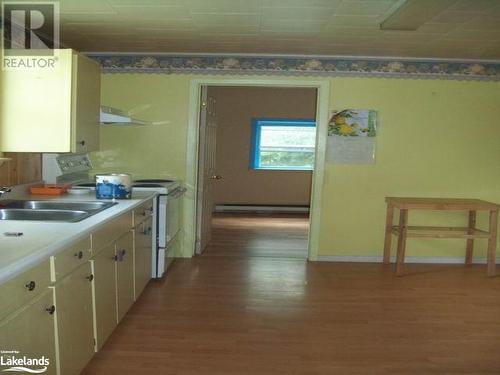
134, 179, 174, 183
133, 183, 165, 188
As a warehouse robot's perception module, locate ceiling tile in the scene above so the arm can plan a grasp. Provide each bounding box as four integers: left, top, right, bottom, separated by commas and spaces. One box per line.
263, 0, 341, 8
113, 5, 192, 19
448, 0, 499, 12
335, 0, 397, 17
60, 0, 116, 14
430, 10, 481, 23
186, 0, 263, 13
57, 0, 500, 59
262, 6, 336, 21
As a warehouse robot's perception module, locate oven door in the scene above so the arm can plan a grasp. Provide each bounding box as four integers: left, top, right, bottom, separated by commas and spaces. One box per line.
166, 188, 184, 243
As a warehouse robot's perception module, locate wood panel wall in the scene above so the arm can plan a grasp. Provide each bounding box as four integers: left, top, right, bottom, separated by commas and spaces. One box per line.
0, 153, 42, 186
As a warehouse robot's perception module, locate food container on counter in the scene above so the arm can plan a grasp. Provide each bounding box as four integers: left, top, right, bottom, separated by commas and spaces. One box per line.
95, 173, 132, 199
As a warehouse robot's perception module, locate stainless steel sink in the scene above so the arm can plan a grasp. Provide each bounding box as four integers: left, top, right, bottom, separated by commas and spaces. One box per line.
0, 200, 116, 212
0, 209, 90, 222
0, 200, 118, 222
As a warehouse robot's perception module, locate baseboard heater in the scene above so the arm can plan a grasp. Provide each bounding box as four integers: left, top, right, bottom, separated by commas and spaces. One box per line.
214, 204, 310, 213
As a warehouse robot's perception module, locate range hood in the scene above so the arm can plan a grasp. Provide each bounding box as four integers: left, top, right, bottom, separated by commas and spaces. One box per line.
100, 106, 148, 125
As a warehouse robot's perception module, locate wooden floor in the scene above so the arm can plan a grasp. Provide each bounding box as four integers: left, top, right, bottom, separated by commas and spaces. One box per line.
204, 213, 309, 258
82, 214, 500, 375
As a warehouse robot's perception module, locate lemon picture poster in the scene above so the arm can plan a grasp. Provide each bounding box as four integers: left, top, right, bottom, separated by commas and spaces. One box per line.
326, 109, 378, 164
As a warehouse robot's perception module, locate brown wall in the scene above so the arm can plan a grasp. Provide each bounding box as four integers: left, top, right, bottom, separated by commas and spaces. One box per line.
211, 86, 316, 206
0, 153, 41, 186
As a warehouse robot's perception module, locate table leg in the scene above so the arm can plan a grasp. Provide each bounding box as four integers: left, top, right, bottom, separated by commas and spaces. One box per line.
396, 209, 408, 277
465, 210, 476, 265
383, 204, 394, 264
487, 210, 498, 277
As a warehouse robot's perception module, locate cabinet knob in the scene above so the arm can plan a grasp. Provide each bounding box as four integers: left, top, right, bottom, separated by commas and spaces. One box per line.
74, 251, 83, 259
46, 305, 56, 315
25, 281, 36, 291
78, 140, 86, 146
115, 249, 126, 262
86, 274, 94, 282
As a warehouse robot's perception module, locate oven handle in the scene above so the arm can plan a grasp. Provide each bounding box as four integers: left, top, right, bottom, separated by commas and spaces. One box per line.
167, 187, 187, 199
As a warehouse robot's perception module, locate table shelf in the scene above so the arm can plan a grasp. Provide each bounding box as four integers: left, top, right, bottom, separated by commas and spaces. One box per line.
391, 226, 491, 239
383, 197, 498, 277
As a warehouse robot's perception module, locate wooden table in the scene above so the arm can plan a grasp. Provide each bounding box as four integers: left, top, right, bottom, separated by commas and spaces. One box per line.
383, 198, 499, 276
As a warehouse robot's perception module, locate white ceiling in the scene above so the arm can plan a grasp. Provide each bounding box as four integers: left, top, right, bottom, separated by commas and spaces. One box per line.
59, 0, 500, 59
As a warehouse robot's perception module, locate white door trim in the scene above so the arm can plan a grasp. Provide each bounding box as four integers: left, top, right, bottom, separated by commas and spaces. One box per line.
184, 78, 331, 261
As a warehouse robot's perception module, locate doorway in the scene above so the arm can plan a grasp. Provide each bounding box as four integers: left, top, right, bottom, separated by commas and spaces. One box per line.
198, 86, 317, 259
185, 78, 330, 261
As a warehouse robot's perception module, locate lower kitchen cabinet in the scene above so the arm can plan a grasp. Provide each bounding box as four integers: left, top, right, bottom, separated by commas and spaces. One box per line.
115, 231, 135, 322
91, 244, 117, 351
0, 290, 57, 375
52, 262, 94, 375
134, 217, 153, 299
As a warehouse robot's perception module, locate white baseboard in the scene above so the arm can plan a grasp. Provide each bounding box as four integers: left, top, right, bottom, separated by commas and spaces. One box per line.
316, 255, 499, 264
215, 204, 309, 213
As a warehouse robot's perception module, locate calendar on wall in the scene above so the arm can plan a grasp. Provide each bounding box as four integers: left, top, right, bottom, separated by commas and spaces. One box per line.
326, 109, 378, 164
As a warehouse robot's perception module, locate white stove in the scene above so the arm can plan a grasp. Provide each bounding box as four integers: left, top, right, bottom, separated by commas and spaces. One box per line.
131, 179, 185, 278
42, 154, 184, 279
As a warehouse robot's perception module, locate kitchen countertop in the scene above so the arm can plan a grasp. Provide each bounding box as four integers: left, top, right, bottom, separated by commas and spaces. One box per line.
0, 190, 157, 284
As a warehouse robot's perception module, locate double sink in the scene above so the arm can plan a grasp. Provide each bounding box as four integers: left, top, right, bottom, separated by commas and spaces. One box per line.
0, 200, 117, 223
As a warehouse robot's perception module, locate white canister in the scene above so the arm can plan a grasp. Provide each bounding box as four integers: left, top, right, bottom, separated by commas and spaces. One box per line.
95, 173, 132, 199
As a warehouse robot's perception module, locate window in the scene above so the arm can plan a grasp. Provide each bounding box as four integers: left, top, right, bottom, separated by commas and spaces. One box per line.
250, 119, 316, 171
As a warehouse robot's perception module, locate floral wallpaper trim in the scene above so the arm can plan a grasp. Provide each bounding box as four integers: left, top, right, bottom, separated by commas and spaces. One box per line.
88, 54, 500, 81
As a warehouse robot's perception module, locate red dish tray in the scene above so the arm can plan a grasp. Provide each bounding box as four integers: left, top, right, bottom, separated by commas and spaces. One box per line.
30, 184, 70, 195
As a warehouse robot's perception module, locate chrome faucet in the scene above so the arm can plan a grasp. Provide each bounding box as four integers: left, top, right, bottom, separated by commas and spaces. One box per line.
0, 186, 12, 197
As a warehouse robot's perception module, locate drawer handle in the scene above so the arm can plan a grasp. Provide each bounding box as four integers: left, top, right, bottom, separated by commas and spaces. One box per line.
116, 249, 126, 262
46, 305, 56, 315
74, 251, 83, 259
86, 274, 94, 282
25, 281, 36, 291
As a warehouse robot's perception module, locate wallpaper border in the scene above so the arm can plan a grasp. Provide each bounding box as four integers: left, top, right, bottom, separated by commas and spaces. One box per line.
87, 53, 500, 81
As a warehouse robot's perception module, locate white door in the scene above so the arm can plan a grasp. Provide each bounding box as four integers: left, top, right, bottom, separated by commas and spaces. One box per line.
196, 86, 219, 254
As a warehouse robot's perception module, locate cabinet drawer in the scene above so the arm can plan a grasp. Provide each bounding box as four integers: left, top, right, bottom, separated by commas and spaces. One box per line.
0, 289, 57, 375
50, 236, 91, 282
0, 260, 51, 320
133, 199, 154, 227
92, 211, 132, 254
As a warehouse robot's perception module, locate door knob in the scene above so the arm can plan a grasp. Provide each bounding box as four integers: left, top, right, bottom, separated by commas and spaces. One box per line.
210, 175, 223, 180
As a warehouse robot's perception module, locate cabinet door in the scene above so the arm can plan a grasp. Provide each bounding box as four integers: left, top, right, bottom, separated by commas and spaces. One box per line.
53, 262, 94, 375
71, 53, 101, 153
134, 217, 153, 299
0, 50, 73, 152
115, 231, 134, 322
91, 244, 117, 351
0, 290, 57, 375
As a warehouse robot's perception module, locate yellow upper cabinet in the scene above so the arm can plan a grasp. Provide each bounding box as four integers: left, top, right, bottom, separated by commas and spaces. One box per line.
0, 49, 101, 153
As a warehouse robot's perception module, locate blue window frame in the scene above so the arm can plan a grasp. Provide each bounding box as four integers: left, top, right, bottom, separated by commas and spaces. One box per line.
250, 118, 316, 171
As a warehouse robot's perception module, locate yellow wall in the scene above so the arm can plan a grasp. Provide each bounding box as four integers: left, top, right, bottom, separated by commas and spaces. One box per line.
322, 78, 500, 259
92, 74, 190, 180
92, 74, 500, 259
